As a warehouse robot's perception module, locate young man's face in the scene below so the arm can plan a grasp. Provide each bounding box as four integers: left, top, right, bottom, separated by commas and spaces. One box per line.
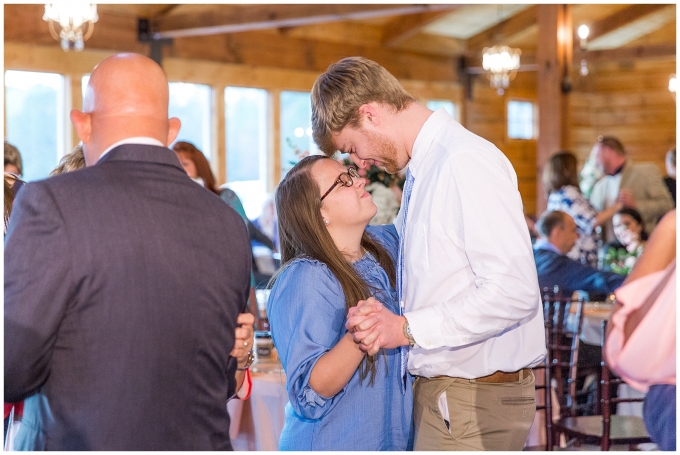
332, 123, 404, 175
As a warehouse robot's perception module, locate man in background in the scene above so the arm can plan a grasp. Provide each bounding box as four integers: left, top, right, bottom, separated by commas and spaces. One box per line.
534, 210, 625, 299
589, 136, 673, 242
4, 53, 251, 450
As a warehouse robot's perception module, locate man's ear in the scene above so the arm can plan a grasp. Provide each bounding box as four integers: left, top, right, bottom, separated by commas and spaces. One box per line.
357, 103, 380, 128
70, 109, 92, 143
166, 117, 181, 146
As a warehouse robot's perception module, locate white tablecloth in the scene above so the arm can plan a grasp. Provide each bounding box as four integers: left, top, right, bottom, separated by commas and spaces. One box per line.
228, 367, 288, 451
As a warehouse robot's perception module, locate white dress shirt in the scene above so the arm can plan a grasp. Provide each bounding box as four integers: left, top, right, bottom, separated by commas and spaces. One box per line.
398, 109, 546, 379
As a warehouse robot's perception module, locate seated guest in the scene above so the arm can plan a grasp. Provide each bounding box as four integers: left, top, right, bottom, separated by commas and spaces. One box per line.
602, 207, 648, 275
534, 210, 625, 298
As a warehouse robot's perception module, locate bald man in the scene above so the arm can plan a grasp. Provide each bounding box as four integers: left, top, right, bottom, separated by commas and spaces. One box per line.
4, 54, 251, 450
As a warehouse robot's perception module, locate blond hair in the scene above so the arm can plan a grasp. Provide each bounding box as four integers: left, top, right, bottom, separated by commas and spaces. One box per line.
50, 145, 86, 176
311, 57, 415, 156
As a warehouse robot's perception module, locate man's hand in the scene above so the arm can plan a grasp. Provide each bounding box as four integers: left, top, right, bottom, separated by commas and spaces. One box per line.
346, 298, 410, 355
617, 189, 637, 209
230, 312, 255, 368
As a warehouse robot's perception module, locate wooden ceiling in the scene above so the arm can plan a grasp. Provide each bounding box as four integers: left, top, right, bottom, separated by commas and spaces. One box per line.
5, 4, 676, 82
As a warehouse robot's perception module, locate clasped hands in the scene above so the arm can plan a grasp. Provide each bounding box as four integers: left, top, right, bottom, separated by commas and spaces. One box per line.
345, 297, 408, 356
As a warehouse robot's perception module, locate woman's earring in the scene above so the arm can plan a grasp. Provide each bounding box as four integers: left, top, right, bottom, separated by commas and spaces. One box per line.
324, 219, 329, 225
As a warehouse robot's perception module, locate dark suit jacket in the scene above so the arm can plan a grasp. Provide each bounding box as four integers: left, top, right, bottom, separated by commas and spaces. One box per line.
533, 245, 625, 298
4, 144, 251, 450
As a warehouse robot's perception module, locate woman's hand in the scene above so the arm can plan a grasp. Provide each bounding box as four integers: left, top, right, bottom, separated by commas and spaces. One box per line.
231, 312, 255, 368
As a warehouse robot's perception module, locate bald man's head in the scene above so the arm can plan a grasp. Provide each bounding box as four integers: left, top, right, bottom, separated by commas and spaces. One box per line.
71, 53, 181, 165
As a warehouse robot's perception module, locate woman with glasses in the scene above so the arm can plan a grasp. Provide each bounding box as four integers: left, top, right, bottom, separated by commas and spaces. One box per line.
267, 155, 413, 450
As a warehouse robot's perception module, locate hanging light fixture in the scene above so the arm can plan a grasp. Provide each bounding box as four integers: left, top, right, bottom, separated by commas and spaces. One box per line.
43, 3, 99, 52
482, 45, 521, 95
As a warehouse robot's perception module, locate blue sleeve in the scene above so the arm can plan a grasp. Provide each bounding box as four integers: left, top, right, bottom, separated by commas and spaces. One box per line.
267, 259, 348, 420
366, 224, 399, 262
557, 255, 626, 295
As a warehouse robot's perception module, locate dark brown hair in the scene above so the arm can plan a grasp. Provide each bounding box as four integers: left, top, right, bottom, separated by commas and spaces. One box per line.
542, 151, 579, 195
172, 141, 219, 194
273, 155, 396, 383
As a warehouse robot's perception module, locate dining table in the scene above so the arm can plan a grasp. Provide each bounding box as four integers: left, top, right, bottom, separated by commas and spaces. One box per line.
228, 359, 288, 451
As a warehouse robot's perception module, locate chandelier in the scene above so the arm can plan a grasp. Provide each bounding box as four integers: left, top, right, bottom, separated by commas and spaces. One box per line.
482, 45, 521, 95
43, 3, 99, 52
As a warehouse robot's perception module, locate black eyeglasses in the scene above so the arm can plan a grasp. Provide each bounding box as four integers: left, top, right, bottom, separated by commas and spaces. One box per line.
320, 167, 361, 201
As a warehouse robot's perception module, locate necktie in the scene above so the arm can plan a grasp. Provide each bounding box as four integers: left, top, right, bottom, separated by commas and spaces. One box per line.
396, 168, 414, 393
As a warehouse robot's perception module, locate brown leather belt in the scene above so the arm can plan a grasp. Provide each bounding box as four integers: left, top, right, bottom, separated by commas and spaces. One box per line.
474, 368, 531, 383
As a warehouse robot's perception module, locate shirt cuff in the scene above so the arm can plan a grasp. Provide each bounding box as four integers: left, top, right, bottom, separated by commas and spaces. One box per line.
405, 307, 447, 349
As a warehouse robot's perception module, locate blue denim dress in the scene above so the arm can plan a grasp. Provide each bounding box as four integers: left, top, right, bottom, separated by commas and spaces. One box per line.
267, 225, 414, 451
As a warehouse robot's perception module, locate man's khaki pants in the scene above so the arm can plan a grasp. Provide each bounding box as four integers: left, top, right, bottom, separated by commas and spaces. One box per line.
413, 370, 536, 451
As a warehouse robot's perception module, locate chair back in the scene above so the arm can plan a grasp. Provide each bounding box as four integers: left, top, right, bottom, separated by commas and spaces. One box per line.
543, 289, 586, 419
600, 319, 648, 451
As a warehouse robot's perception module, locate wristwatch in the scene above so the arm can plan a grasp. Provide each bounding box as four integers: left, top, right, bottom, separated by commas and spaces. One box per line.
237, 350, 255, 371
402, 320, 416, 347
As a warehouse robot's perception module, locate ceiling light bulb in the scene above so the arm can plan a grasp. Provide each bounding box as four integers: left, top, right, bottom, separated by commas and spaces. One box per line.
578, 25, 589, 40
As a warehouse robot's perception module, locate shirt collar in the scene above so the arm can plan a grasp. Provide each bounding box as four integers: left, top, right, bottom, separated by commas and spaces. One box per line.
98, 137, 166, 162
611, 160, 627, 176
408, 108, 452, 179
534, 239, 562, 255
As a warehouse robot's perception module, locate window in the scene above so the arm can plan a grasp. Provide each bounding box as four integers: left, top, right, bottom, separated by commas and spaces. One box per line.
225, 86, 268, 219
507, 100, 536, 140
426, 100, 456, 120
169, 82, 212, 158
5, 70, 66, 181
280, 91, 318, 177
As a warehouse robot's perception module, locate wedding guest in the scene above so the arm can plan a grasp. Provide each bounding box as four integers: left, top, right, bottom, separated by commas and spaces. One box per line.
4, 141, 23, 177
602, 208, 648, 275
589, 136, 673, 242
53, 142, 255, 397
664, 147, 676, 205
267, 155, 413, 451
605, 209, 676, 451
314, 56, 544, 451
543, 151, 621, 267
5, 53, 251, 450
533, 210, 625, 299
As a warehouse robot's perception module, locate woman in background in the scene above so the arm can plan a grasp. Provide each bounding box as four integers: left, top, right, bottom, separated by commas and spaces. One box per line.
267, 155, 413, 451
601, 207, 648, 275
543, 151, 621, 267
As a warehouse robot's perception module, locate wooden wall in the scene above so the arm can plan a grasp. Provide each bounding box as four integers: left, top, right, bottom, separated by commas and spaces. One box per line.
5, 43, 674, 216
570, 58, 676, 173
465, 71, 539, 216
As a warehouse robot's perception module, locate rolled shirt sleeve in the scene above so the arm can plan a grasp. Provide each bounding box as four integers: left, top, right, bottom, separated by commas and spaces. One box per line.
267, 259, 348, 420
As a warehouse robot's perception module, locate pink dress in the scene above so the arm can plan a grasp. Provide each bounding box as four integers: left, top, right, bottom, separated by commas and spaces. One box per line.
605, 259, 676, 392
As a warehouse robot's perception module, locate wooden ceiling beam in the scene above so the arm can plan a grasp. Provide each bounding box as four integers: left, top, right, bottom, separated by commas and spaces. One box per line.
161, 30, 459, 82
581, 4, 669, 43
463, 43, 675, 73
466, 6, 538, 52
382, 8, 461, 47
575, 43, 676, 63
152, 4, 460, 40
